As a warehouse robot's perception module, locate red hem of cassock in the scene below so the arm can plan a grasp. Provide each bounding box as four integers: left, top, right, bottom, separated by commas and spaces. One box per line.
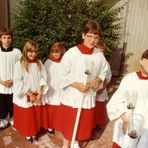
94, 101, 107, 127
14, 104, 41, 137
41, 104, 62, 129
112, 142, 121, 148
54, 104, 95, 141
47, 104, 61, 130
40, 104, 49, 129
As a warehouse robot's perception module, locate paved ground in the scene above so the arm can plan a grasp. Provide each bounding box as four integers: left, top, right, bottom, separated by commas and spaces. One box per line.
0, 77, 120, 148
0, 121, 114, 148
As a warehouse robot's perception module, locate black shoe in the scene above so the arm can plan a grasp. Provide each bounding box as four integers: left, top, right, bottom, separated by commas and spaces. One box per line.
25, 136, 37, 143
0, 123, 9, 130
25, 137, 33, 143
47, 128, 55, 135
32, 136, 38, 142
0, 120, 9, 130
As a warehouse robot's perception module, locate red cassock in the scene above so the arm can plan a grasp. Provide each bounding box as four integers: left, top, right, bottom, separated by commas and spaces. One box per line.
41, 104, 62, 130
53, 104, 95, 141
14, 104, 41, 137
94, 101, 107, 127
112, 142, 121, 148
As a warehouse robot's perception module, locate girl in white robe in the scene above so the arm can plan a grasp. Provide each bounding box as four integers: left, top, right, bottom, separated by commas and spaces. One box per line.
13, 40, 48, 143
43, 42, 66, 134
107, 49, 148, 148
0, 28, 22, 128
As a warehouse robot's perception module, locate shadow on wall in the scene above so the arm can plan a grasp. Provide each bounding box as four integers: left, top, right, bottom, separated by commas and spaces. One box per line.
122, 52, 134, 74
107, 43, 133, 77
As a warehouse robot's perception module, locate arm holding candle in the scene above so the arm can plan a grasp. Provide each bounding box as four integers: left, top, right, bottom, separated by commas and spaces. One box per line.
121, 113, 128, 134
70, 82, 90, 93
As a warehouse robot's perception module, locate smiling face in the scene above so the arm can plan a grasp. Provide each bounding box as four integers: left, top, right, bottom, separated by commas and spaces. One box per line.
51, 50, 62, 59
23, 40, 39, 62
49, 42, 65, 60
0, 35, 12, 49
82, 32, 99, 49
27, 50, 38, 61
82, 21, 102, 49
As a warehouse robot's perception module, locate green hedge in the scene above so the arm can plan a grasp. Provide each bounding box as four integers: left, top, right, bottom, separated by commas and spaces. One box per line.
12, 0, 123, 61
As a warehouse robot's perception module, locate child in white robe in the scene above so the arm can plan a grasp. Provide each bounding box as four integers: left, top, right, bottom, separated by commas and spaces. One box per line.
13, 40, 48, 142
58, 21, 109, 148
107, 49, 148, 148
94, 41, 112, 129
44, 42, 66, 134
0, 28, 22, 129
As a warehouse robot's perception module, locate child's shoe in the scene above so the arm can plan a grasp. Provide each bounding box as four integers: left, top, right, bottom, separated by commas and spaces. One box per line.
25, 137, 33, 143
74, 143, 80, 148
0, 119, 8, 129
9, 117, 16, 130
3, 118, 9, 126
25, 136, 37, 143
47, 128, 55, 135
32, 136, 38, 142
9, 117, 14, 126
0, 120, 5, 129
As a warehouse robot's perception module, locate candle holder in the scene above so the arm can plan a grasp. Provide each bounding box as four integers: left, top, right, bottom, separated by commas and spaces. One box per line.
84, 69, 91, 75
128, 113, 144, 139
126, 90, 138, 110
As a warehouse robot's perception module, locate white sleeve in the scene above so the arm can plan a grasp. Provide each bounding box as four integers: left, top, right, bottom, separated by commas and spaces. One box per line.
106, 77, 128, 121
44, 59, 51, 86
58, 51, 75, 89
40, 61, 48, 95
106, 62, 112, 84
18, 50, 22, 60
44, 60, 49, 73
15, 48, 22, 60
13, 62, 29, 97
98, 53, 110, 81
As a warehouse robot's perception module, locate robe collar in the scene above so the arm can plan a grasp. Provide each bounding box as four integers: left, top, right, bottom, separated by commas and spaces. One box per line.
77, 44, 94, 55
1, 46, 13, 52
136, 71, 148, 80
28, 60, 37, 63
50, 56, 62, 63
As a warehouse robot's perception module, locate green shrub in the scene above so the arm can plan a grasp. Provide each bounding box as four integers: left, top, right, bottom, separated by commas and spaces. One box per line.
12, 0, 123, 61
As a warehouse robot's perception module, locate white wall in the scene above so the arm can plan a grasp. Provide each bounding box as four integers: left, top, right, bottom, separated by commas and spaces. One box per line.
114, 0, 148, 73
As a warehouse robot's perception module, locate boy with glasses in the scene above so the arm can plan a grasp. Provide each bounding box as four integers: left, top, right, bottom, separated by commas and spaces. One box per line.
56, 20, 109, 148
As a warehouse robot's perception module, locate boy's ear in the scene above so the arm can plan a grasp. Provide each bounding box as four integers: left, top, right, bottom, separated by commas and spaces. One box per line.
82, 33, 85, 40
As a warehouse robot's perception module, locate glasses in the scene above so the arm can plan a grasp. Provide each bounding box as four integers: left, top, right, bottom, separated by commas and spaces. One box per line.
85, 34, 99, 40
